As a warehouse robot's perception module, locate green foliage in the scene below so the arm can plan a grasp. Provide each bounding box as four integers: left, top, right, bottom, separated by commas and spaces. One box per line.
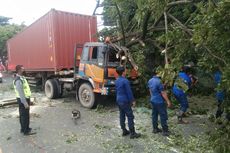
208, 122, 230, 153
134, 0, 168, 25
100, 0, 230, 106
0, 23, 26, 56
168, 133, 213, 153
136, 96, 151, 108
0, 16, 11, 26
191, 1, 230, 115
97, 27, 118, 41
131, 47, 150, 94
157, 63, 176, 88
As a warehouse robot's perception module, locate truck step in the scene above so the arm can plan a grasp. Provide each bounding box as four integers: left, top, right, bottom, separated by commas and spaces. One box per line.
28, 80, 38, 84
25, 76, 37, 80
26, 77, 41, 87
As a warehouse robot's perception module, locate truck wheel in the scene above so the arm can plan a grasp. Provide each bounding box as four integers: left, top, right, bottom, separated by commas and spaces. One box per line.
78, 83, 96, 109
45, 79, 59, 99
53, 79, 63, 98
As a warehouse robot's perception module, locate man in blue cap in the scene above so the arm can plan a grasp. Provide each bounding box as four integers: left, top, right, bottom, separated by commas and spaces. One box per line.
173, 66, 192, 124
115, 66, 141, 139
148, 68, 172, 136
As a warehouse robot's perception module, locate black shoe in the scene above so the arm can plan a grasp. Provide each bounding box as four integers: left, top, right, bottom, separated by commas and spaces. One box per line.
122, 129, 130, 136
152, 128, 162, 133
162, 131, 170, 136
162, 126, 170, 136
28, 128, 32, 132
24, 131, 36, 136
130, 132, 141, 139
21, 128, 32, 133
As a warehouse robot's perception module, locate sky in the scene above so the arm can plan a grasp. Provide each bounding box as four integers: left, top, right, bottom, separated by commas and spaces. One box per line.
0, 0, 103, 26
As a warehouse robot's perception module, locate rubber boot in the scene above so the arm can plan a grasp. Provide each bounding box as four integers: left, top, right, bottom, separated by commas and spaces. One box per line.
122, 128, 130, 136
130, 128, 141, 139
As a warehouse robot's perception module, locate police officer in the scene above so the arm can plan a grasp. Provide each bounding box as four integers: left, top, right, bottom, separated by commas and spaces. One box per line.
115, 66, 141, 139
172, 66, 192, 124
148, 68, 172, 136
14, 65, 35, 135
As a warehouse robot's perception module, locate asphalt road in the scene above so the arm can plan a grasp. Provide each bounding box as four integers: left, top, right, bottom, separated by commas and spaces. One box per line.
0, 73, 216, 153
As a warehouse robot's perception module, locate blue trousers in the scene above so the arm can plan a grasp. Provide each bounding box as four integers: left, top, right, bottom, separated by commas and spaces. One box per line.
174, 94, 189, 113
216, 91, 224, 102
152, 103, 168, 130
118, 103, 134, 130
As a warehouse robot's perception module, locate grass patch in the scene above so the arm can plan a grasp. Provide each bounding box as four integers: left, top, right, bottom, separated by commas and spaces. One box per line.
94, 104, 106, 114
66, 133, 78, 144
114, 143, 133, 153
167, 133, 213, 153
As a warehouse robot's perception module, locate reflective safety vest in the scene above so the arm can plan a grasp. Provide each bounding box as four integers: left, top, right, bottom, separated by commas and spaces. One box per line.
13, 76, 31, 98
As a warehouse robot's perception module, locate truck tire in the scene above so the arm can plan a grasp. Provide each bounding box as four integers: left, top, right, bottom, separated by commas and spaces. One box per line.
53, 79, 63, 98
45, 79, 59, 99
78, 83, 96, 109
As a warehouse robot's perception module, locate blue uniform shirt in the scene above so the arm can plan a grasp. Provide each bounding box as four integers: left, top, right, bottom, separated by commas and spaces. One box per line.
214, 71, 222, 84
214, 71, 224, 101
173, 72, 192, 96
115, 76, 134, 105
148, 76, 165, 104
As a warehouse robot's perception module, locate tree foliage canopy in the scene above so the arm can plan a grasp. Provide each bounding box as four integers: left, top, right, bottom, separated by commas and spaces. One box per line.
0, 17, 25, 57
100, 0, 230, 92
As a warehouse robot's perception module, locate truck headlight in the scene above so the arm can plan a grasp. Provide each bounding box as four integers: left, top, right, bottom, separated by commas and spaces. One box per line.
109, 80, 115, 85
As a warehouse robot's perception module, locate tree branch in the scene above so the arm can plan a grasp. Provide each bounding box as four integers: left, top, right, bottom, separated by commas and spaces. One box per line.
167, 13, 193, 36
164, 11, 169, 64
203, 45, 227, 65
112, 1, 192, 44
145, 39, 164, 50
115, 3, 126, 45
111, 27, 165, 43
167, 13, 227, 65
125, 37, 149, 48
167, 0, 192, 7
142, 11, 152, 40
93, 0, 100, 15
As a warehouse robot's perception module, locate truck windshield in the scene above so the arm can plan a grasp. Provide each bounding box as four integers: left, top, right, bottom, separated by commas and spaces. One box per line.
97, 46, 104, 66
107, 48, 120, 67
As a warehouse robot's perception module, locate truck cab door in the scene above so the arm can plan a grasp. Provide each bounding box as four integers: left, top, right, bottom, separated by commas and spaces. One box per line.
85, 46, 104, 83
77, 45, 89, 77
78, 45, 105, 83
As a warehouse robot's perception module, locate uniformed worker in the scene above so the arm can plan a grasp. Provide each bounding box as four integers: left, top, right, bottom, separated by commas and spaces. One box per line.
214, 70, 224, 118
14, 65, 35, 135
115, 66, 141, 139
148, 68, 172, 136
172, 66, 192, 124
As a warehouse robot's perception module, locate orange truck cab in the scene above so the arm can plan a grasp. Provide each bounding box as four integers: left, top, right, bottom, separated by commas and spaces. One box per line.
72, 42, 139, 108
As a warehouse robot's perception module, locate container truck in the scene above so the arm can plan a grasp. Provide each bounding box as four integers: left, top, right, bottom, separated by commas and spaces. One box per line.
7, 9, 139, 108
